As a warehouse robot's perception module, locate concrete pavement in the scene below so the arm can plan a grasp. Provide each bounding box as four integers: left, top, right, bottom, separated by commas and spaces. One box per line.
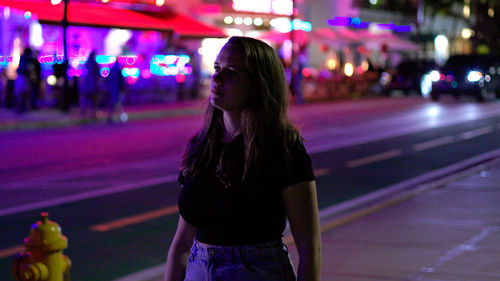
288, 157, 500, 281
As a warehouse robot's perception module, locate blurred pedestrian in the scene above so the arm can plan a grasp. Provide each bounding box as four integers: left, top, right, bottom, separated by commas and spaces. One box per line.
106, 61, 124, 123
29, 50, 42, 110
53, 59, 68, 110
14, 47, 34, 114
80, 51, 99, 118
0, 68, 6, 108
163, 36, 321, 281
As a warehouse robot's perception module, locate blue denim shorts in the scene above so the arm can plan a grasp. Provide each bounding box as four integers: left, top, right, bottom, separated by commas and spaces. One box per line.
184, 239, 296, 281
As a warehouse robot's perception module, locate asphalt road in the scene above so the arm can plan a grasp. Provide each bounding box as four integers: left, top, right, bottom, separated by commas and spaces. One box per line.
1, 96, 500, 280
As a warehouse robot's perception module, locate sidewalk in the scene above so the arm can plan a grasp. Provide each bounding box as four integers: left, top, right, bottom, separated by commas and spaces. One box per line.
0, 99, 206, 132
287, 157, 500, 281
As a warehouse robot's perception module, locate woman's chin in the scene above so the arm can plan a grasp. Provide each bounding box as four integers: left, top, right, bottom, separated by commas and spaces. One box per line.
210, 95, 223, 109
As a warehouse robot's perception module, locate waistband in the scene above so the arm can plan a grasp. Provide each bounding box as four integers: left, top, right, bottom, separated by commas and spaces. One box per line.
191, 238, 285, 260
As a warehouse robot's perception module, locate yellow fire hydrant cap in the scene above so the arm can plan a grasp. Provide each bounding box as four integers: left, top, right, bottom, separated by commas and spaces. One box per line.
24, 212, 68, 252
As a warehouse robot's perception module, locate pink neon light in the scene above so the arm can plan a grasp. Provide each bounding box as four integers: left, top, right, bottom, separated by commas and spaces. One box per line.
0, 56, 13, 63
176, 74, 186, 83
117, 55, 138, 65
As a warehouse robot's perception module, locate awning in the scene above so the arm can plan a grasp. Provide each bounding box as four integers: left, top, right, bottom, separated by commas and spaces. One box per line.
0, 0, 226, 37
139, 10, 226, 38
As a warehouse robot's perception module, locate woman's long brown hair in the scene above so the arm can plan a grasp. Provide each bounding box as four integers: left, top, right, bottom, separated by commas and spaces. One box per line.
180, 36, 301, 187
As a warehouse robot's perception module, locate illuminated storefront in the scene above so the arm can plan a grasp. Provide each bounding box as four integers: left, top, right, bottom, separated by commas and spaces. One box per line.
0, 0, 225, 106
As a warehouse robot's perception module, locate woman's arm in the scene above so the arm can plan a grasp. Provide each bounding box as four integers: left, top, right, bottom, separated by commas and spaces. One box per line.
282, 180, 321, 281
164, 214, 197, 281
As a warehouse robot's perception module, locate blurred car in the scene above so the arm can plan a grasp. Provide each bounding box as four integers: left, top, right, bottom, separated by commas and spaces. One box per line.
381, 59, 438, 96
427, 54, 500, 101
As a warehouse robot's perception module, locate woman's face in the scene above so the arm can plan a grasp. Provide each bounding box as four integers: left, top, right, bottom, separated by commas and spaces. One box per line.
210, 44, 251, 112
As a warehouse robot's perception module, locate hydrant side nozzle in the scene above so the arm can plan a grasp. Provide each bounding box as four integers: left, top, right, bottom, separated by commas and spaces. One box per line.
24, 262, 49, 281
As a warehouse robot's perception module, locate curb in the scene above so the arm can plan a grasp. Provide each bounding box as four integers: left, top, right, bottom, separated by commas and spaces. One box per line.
0, 101, 206, 132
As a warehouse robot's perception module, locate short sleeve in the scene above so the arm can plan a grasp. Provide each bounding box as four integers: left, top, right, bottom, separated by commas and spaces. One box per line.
178, 170, 185, 185
281, 139, 315, 189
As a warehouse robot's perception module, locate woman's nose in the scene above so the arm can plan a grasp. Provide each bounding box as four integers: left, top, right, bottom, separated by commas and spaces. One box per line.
212, 72, 222, 85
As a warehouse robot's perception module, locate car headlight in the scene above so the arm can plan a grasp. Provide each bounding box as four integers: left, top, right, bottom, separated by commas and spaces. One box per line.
429, 70, 440, 82
467, 71, 483, 82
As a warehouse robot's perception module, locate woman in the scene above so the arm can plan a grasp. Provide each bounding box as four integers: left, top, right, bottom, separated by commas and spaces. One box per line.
164, 36, 321, 281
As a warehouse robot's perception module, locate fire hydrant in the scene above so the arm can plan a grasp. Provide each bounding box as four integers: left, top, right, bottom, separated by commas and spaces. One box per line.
12, 212, 71, 281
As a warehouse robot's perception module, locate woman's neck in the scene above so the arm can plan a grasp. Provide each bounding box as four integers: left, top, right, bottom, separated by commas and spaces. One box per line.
222, 111, 241, 142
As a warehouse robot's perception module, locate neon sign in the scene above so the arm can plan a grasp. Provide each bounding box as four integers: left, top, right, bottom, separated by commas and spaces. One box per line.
150, 55, 192, 76
232, 0, 293, 16
38, 55, 64, 65
122, 67, 140, 78
0, 56, 13, 66
95, 55, 117, 65
327, 17, 412, 32
117, 55, 138, 65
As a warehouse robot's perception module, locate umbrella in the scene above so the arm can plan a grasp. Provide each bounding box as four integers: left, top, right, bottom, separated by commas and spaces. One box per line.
257, 29, 309, 45
356, 30, 420, 51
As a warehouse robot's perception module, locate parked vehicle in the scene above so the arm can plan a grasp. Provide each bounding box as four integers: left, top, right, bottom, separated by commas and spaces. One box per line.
428, 54, 500, 101
382, 59, 438, 96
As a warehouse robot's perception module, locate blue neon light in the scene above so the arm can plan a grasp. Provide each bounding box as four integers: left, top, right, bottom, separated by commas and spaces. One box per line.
150, 54, 192, 76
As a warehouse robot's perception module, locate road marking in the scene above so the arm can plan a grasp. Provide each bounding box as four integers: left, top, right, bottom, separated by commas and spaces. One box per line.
91, 205, 178, 232
460, 126, 492, 140
0, 245, 24, 259
0, 175, 178, 217
346, 149, 402, 168
92, 169, 328, 232
413, 136, 455, 151
313, 168, 330, 177
2, 155, 179, 190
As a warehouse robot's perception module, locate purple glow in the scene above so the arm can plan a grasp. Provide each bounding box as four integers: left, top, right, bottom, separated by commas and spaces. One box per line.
352, 22, 370, 28
327, 17, 351, 27
376, 23, 396, 30
394, 25, 412, 32
327, 17, 412, 32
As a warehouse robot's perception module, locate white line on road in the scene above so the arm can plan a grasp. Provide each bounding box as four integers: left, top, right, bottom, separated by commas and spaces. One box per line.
0, 175, 178, 217
460, 126, 493, 140
1, 155, 180, 190
346, 149, 402, 168
413, 136, 455, 151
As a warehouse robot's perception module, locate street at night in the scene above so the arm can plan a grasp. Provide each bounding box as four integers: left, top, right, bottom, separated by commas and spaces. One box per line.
2, 96, 500, 280
2, 0, 500, 280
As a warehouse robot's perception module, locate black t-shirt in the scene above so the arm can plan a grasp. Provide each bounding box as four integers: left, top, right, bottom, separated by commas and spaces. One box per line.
177, 134, 315, 246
